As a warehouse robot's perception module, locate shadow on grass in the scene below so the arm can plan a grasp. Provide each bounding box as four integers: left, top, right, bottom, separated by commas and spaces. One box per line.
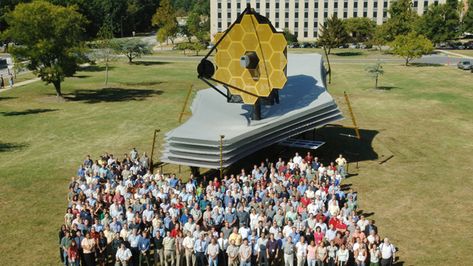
132, 61, 171, 66
79, 65, 116, 72
376, 86, 397, 91
410, 63, 443, 67
334, 51, 363, 56
0, 96, 17, 101
122, 81, 164, 86
73, 75, 91, 79
1, 108, 58, 116
66, 87, 163, 103
0, 142, 28, 152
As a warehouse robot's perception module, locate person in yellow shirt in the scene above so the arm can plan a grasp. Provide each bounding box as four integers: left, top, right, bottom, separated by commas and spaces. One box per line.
228, 227, 242, 246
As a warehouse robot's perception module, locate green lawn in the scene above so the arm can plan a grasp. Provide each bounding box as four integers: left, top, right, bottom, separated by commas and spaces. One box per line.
0, 56, 472, 265
448, 49, 473, 57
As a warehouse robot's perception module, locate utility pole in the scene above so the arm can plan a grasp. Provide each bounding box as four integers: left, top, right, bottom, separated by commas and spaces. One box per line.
150, 129, 161, 172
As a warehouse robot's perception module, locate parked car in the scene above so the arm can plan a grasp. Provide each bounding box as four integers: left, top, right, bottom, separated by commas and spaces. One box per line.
457, 60, 472, 70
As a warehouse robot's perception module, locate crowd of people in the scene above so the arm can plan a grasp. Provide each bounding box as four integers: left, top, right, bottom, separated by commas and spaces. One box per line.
59, 148, 397, 266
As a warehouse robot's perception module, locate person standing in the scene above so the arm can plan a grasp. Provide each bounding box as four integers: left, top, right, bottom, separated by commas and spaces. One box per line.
183, 231, 196, 266
307, 240, 317, 266
115, 243, 132, 266
226, 239, 239, 266
379, 238, 395, 266
67, 240, 80, 266
163, 231, 176, 266
283, 236, 295, 266
207, 237, 219, 266
369, 243, 381, 266
175, 231, 184, 266
61, 231, 72, 266
327, 241, 338, 266
266, 233, 279, 266
138, 231, 151, 266
0, 74, 4, 89
128, 229, 140, 266
154, 230, 165, 266
257, 232, 269, 266
335, 154, 347, 178
194, 233, 207, 266
315, 241, 327, 266
8, 73, 13, 88
238, 238, 252, 266
336, 244, 349, 266
218, 232, 228, 266
295, 236, 307, 266
81, 232, 96, 266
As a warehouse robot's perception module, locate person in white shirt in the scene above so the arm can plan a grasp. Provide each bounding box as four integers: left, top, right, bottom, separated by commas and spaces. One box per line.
380, 238, 396, 266
293, 152, 303, 165
295, 236, 308, 266
239, 224, 251, 241
182, 231, 195, 266
115, 242, 132, 266
207, 237, 220, 266
336, 244, 349, 266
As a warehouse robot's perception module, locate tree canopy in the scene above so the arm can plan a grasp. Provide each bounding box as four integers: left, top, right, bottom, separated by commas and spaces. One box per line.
4, 1, 87, 97
462, 0, 473, 34
152, 0, 179, 44
344, 17, 376, 43
390, 32, 434, 66
382, 0, 419, 42
113, 38, 152, 63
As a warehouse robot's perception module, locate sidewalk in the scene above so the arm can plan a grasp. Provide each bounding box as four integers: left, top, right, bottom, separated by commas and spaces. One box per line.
437, 50, 473, 59
0, 77, 40, 93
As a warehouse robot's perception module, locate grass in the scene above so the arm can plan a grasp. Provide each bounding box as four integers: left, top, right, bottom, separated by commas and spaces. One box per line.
0, 54, 472, 265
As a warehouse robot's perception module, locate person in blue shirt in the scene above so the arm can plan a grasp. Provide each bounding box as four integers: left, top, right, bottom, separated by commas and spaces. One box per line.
138, 231, 151, 266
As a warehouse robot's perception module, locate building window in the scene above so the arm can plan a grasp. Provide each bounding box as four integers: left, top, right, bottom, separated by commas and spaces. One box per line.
295, 3, 299, 9
266, 12, 269, 17
218, 13, 221, 18
285, 22, 289, 28
344, 2, 348, 8
315, 2, 318, 8
276, 22, 279, 28
218, 3, 221, 9
266, 3, 270, 8
228, 13, 231, 18
285, 2, 289, 8
276, 13, 279, 18
237, 3, 240, 9
304, 22, 308, 27
324, 12, 328, 17
334, 2, 338, 8
295, 31, 298, 36
354, 12, 358, 17
354, 2, 358, 8
304, 32, 308, 37
256, 3, 260, 9
305, 12, 308, 18
363, 11, 367, 17
227, 22, 231, 27
305, 2, 309, 8
374, 2, 378, 8
314, 31, 318, 37
324, 2, 328, 8
364, 2, 368, 8
383, 11, 387, 17
295, 13, 299, 18
344, 12, 347, 18
373, 11, 377, 17
314, 12, 318, 18
295, 22, 298, 28
276, 3, 280, 8
424, 1, 428, 8
227, 2, 231, 8
218, 22, 222, 28
384, 1, 388, 8
414, 1, 418, 7
334, 11, 338, 17
285, 12, 289, 18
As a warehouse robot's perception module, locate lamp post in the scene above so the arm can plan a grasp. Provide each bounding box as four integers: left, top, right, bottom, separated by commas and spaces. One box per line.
219, 135, 225, 179
150, 129, 161, 172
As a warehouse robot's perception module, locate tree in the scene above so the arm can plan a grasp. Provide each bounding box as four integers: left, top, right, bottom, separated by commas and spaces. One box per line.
365, 62, 384, 89
152, 0, 179, 44
344, 17, 376, 43
382, 0, 419, 42
318, 15, 349, 84
186, 6, 210, 43
283, 28, 298, 44
390, 32, 434, 66
4, 1, 86, 97
417, 4, 449, 45
93, 22, 116, 85
443, 0, 460, 39
113, 38, 151, 63
371, 24, 388, 51
463, 0, 473, 33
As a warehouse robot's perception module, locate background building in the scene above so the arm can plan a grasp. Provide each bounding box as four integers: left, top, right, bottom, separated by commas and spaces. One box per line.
211, 0, 446, 41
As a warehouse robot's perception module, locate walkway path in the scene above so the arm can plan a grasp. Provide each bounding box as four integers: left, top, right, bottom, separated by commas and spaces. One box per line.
437, 50, 473, 59
0, 77, 40, 93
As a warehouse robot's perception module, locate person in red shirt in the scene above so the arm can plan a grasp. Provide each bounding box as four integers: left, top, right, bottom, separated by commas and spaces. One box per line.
328, 215, 347, 233
170, 223, 181, 238
300, 194, 311, 207
304, 152, 314, 164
